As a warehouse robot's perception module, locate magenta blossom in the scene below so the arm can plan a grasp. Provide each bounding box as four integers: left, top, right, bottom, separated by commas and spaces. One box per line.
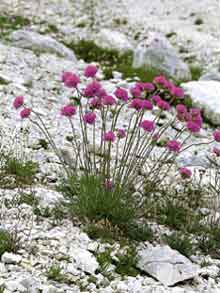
179, 167, 192, 179
153, 75, 168, 87
141, 100, 153, 110
152, 95, 161, 104
170, 86, 184, 98
176, 104, 187, 114
187, 121, 201, 133
61, 105, 76, 117
97, 88, 107, 99
20, 108, 31, 119
129, 98, 143, 111
103, 95, 116, 106
157, 99, 170, 111
117, 128, 126, 139
142, 82, 155, 91
84, 64, 98, 78
104, 179, 114, 190
83, 112, 96, 124
114, 87, 129, 102
90, 97, 102, 109
130, 86, 142, 98
167, 140, 181, 153
62, 72, 80, 88
140, 120, 155, 132
84, 81, 102, 97
213, 130, 220, 142
13, 96, 24, 109
103, 131, 116, 142
213, 147, 220, 157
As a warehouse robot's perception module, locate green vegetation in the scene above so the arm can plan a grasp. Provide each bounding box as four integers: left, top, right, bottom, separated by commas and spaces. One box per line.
0, 14, 30, 37
46, 264, 68, 283
0, 229, 19, 257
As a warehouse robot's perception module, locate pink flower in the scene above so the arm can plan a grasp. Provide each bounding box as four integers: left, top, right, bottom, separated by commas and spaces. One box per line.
90, 97, 102, 109
153, 75, 168, 86
13, 96, 24, 109
130, 86, 142, 98
170, 86, 184, 98
140, 120, 155, 132
129, 98, 143, 111
114, 87, 129, 102
104, 179, 114, 190
213, 147, 220, 157
187, 121, 201, 133
157, 99, 170, 111
179, 167, 192, 179
84, 64, 98, 78
61, 105, 76, 117
97, 88, 107, 99
103, 131, 116, 142
213, 130, 220, 142
152, 95, 161, 104
83, 112, 96, 124
117, 128, 126, 139
20, 108, 31, 119
62, 72, 80, 88
103, 95, 116, 106
142, 82, 155, 91
167, 140, 181, 153
84, 81, 102, 97
141, 100, 153, 110
176, 104, 187, 114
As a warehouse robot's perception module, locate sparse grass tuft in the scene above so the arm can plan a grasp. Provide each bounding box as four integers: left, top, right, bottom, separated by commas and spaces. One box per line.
0, 14, 30, 37
46, 264, 69, 283
0, 229, 19, 257
114, 246, 139, 277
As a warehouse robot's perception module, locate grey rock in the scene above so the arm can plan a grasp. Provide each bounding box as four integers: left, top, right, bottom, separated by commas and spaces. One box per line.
200, 72, 220, 81
11, 30, 77, 61
137, 245, 199, 286
70, 247, 99, 274
133, 32, 191, 81
95, 29, 133, 52
182, 80, 220, 125
1, 252, 22, 264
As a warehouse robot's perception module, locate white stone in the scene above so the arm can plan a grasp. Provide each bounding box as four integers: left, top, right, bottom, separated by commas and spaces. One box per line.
96, 29, 133, 52
137, 245, 199, 286
182, 81, 220, 125
133, 31, 191, 81
11, 30, 77, 61
70, 247, 99, 274
1, 252, 22, 264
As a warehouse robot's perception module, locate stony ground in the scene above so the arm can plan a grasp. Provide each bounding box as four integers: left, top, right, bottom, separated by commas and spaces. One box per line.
1, 1, 220, 292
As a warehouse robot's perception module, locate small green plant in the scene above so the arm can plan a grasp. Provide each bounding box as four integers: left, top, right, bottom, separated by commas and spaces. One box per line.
46, 264, 67, 283
96, 248, 113, 275
0, 286, 5, 293
0, 229, 18, 257
0, 14, 30, 37
197, 225, 220, 257
114, 246, 139, 277
190, 65, 203, 81
163, 232, 194, 257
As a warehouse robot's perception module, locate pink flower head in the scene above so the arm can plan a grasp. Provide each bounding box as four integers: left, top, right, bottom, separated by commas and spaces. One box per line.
114, 87, 129, 102
13, 96, 24, 109
190, 108, 201, 117
179, 167, 192, 179
187, 121, 201, 133
130, 86, 142, 98
20, 108, 31, 119
170, 86, 184, 98
157, 99, 170, 111
104, 179, 114, 190
213, 130, 220, 142
103, 131, 116, 142
90, 97, 102, 109
61, 105, 76, 117
97, 88, 107, 99
84, 81, 102, 97
129, 98, 143, 111
141, 100, 153, 110
117, 128, 126, 139
84, 64, 98, 78
153, 75, 168, 87
142, 82, 155, 91
152, 95, 161, 104
140, 120, 155, 132
167, 140, 181, 153
103, 95, 116, 106
213, 147, 220, 157
62, 72, 80, 88
176, 104, 187, 115
83, 112, 96, 124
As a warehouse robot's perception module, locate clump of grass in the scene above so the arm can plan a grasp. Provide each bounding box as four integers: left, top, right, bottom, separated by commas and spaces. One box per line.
46, 264, 68, 283
163, 232, 194, 258
64, 40, 159, 81
197, 226, 220, 257
114, 246, 139, 277
190, 65, 203, 81
0, 14, 30, 37
0, 229, 19, 257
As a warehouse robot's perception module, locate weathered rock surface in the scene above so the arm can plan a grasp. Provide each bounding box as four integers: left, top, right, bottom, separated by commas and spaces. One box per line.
137, 245, 199, 286
10, 30, 77, 61
182, 80, 220, 125
133, 32, 191, 81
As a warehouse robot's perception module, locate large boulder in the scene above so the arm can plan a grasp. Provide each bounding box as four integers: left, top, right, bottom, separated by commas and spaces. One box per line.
10, 30, 77, 61
95, 29, 133, 52
137, 245, 199, 286
133, 32, 191, 81
182, 80, 220, 125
